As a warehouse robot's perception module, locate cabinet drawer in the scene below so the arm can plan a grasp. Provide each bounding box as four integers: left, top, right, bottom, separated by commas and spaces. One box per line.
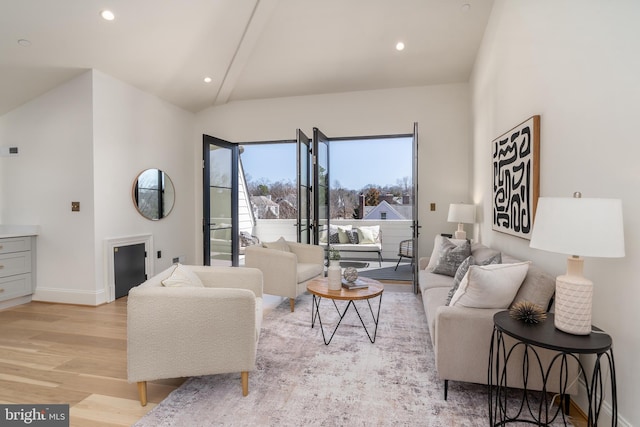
0, 273, 32, 301
0, 237, 31, 255
0, 252, 32, 277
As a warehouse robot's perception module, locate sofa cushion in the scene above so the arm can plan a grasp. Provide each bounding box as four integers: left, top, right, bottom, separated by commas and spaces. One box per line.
263, 237, 290, 252
357, 225, 380, 244
418, 269, 455, 293
446, 252, 502, 305
450, 261, 530, 309
431, 238, 471, 276
328, 243, 381, 252
328, 232, 340, 244
161, 264, 205, 288
426, 235, 468, 271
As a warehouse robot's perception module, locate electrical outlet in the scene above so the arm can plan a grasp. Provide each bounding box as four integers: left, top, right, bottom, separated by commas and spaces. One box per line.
430, 203, 436, 211
157, 250, 162, 258
172, 257, 180, 263
71, 201, 80, 212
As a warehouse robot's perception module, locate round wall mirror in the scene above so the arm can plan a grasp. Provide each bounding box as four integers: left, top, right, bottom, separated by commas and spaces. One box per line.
132, 169, 175, 220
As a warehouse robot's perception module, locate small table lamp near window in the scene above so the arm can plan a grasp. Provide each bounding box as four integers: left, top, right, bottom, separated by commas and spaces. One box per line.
447, 203, 476, 240
529, 192, 625, 335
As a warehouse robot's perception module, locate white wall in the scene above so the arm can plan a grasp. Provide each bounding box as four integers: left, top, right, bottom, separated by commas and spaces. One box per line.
195, 84, 473, 264
0, 72, 96, 303
0, 70, 196, 305
92, 70, 196, 300
471, 1, 640, 425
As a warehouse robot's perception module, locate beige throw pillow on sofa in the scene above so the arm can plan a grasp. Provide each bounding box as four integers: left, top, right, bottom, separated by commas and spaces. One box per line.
450, 261, 530, 309
161, 264, 205, 288
263, 236, 290, 252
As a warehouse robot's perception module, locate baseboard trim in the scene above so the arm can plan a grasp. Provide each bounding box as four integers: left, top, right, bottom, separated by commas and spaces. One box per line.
571, 376, 631, 426
32, 287, 107, 306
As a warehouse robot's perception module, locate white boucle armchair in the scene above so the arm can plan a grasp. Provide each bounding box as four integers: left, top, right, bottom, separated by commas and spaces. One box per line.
244, 238, 324, 312
127, 265, 263, 406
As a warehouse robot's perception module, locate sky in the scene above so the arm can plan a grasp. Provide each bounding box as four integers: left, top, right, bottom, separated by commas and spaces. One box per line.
240, 137, 413, 190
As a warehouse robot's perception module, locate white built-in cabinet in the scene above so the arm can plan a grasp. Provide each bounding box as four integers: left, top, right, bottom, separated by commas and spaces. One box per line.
0, 234, 37, 309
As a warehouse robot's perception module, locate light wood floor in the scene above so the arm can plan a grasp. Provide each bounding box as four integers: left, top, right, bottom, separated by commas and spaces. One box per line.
0, 284, 586, 426
0, 298, 184, 427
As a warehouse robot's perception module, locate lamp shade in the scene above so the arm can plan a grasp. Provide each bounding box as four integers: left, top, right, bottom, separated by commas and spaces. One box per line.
447, 204, 476, 224
529, 197, 625, 258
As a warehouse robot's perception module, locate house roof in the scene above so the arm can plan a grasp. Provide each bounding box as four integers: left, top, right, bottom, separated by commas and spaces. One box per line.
0, 0, 494, 116
250, 195, 279, 207
364, 200, 408, 220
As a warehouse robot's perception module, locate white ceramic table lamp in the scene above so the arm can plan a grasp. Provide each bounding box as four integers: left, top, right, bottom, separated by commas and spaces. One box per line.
529, 193, 625, 335
447, 204, 476, 240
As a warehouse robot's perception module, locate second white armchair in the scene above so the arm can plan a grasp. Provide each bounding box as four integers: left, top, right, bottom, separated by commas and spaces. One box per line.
245, 238, 324, 312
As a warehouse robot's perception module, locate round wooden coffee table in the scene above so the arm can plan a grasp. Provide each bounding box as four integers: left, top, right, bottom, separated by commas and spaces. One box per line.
306, 277, 384, 345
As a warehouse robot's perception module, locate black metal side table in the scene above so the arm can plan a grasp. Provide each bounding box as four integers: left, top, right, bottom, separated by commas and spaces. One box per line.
489, 311, 617, 426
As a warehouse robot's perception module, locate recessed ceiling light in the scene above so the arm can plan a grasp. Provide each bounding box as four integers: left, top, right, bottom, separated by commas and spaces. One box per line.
100, 10, 115, 21
396, 42, 405, 51
204, 77, 212, 83
461, 4, 471, 12
17, 39, 32, 47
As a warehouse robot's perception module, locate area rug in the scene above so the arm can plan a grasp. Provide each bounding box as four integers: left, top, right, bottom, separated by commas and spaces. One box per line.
133, 291, 568, 426
339, 261, 369, 269
359, 263, 413, 282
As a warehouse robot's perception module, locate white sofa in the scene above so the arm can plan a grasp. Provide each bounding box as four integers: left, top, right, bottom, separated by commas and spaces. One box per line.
244, 238, 324, 312
127, 264, 263, 405
418, 235, 578, 399
321, 224, 383, 266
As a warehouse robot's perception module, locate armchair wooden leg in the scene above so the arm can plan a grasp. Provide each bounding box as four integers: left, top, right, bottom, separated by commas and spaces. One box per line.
137, 381, 148, 406
241, 371, 249, 396
289, 298, 295, 312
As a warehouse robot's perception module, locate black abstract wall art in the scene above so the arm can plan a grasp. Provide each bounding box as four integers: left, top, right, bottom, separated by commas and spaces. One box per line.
492, 115, 540, 239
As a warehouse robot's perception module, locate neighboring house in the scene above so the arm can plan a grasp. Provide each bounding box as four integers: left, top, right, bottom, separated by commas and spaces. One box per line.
238, 163, 255, 235
363, 200, 407, 220
250, 195, 280, 219
276, 197, 297, 219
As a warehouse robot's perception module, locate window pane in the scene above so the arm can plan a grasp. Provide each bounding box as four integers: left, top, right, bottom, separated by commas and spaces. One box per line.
209, 145, 232, 188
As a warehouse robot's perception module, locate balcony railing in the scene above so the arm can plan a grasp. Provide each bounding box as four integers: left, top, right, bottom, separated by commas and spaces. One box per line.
253, 219, 413, 261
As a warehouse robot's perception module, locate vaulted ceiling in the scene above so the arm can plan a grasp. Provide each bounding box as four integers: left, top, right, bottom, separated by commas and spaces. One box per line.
0, 0, 494, 116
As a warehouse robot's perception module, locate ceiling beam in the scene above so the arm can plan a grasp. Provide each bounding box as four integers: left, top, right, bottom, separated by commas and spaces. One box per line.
214, 0, 280, 106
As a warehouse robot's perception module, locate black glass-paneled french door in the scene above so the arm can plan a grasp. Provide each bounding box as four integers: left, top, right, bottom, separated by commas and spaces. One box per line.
203, 135, 239, 266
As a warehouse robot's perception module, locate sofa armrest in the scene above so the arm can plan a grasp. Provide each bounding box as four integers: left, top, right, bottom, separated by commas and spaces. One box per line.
191, 265, 263, 298
434, 305, 501, 385
127, 286, 257, 383
244, 246, 299, 298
